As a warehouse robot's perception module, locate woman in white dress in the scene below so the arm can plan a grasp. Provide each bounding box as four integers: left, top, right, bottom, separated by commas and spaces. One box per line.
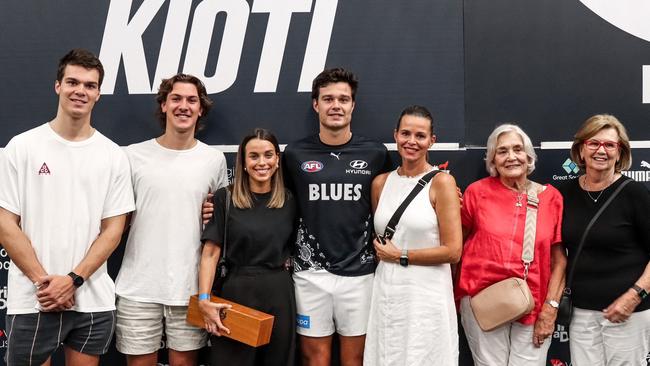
363, 105, 463, 365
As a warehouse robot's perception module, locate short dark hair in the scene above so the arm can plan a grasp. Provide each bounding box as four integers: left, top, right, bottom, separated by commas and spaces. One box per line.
311, 68, 358, 101
155, 74, 213, 134
57, 49, 105, 87
396, 105, 434, 134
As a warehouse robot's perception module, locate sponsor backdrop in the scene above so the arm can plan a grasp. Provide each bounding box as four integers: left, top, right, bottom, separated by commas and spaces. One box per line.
0, 1, 648, 365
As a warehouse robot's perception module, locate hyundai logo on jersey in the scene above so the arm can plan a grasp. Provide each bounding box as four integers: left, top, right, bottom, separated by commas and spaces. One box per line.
349, 160, 368, 169
301, 161, 324, 173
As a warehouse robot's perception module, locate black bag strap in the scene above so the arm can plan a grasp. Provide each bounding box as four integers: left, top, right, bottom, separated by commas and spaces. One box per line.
383, 169, 442, 240
221, 188, 232, 260
564, 178, 631, 293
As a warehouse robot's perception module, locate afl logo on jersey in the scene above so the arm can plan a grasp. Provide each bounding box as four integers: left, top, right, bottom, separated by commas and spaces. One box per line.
301, 161, 324, 172
349, 160, 368, 169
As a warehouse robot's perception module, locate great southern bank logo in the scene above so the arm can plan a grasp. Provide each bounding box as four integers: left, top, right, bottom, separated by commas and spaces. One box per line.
553, 158, 580, 181
301, 161, 323, 173
579, 0, 650, 103
562, 159, 580, 174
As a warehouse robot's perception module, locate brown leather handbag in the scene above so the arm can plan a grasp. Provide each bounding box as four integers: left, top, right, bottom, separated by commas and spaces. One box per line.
469, 183, 540, 331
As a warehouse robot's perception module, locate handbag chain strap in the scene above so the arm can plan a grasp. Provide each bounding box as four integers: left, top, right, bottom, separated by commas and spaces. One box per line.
522, 181, 541, 279
564, 178, 631, 293
383, 169, 442, 240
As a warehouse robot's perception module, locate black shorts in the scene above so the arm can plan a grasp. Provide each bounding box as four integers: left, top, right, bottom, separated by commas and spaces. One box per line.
5, 310, 116, 366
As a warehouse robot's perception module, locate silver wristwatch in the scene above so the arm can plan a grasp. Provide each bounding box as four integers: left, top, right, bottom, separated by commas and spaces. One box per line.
399, 249, 409, 267
544, 299, 559, 309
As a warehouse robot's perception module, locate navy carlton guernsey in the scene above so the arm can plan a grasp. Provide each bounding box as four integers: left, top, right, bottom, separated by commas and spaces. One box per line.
283, 134, 390, 277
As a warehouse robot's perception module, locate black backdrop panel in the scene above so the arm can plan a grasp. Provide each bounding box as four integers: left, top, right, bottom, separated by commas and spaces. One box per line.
1, 0, 650, 365
464, 0, 650, 145
0, 0, 465, 147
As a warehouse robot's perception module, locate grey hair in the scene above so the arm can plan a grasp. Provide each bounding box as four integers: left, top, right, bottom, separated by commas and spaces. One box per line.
485, 123, 537, 177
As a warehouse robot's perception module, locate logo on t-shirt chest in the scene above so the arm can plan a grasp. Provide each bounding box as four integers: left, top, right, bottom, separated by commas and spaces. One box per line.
345, 159, 371, 175
301, 161, 323, 173
38, 162, 51, 175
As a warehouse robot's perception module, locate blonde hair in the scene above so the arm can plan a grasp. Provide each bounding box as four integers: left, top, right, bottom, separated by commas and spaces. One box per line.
232, 128, 286, 209
485, 123, 537, 177
570, 114, 632, 172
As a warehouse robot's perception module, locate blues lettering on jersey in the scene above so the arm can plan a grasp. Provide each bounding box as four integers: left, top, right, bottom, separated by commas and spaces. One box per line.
308, 183, 362, 201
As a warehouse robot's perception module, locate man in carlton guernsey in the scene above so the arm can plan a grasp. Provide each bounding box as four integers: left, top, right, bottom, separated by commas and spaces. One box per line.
283, 68, 391, 366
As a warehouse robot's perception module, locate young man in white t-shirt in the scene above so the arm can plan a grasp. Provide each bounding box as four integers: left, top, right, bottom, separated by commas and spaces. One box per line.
114, 74, 228, 366
0, 49, 135, 365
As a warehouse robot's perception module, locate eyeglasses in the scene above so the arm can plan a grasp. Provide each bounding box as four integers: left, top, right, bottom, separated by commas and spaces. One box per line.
583, 139, 619, 151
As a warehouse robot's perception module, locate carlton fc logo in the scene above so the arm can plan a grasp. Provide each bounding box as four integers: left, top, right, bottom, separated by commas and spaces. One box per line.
349, 160, 368, 169
301, 161, 324, 173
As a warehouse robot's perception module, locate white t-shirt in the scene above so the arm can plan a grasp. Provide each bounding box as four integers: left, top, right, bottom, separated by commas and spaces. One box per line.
0, 123, 135, 314
115, 139, 227, 305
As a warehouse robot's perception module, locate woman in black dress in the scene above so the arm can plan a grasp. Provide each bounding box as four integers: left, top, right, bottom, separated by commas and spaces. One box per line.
198, 128, 296, 366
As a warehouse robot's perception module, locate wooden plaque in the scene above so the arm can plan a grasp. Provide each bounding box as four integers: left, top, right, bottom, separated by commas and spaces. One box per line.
186, 294, 274, 347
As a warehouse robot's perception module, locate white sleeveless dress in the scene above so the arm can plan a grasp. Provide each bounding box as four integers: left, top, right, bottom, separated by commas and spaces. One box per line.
364, 169, 458, 366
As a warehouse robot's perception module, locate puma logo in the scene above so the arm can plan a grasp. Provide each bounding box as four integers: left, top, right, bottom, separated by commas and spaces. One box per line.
641, 160, 650, 169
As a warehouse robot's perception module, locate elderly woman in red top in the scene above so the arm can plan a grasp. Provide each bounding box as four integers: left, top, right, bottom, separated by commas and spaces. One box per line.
456, 124, 567, 366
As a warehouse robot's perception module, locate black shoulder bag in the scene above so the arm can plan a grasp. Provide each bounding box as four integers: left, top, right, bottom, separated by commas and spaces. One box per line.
556, 178, 631, 326
378, 169, 442, 242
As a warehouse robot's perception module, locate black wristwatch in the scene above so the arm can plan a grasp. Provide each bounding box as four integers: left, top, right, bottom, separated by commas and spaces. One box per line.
632, 284, 648, 300
68, 272, 84, 288
399, 249, 409, 267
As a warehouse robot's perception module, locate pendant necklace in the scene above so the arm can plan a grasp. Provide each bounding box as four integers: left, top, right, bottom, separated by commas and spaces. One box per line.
515, 193, 523, 207
583, 175, 610, 203
510, 181, 528, 207
586, 189, 605, 203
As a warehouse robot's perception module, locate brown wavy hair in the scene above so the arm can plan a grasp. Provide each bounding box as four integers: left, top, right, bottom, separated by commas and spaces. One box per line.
155, 74, 213, 134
